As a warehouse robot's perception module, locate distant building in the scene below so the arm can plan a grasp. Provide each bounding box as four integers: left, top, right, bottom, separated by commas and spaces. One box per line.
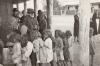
56, 0, 100, 15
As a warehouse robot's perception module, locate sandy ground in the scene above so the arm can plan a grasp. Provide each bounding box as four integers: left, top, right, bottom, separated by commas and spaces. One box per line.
93, 35, 100, 66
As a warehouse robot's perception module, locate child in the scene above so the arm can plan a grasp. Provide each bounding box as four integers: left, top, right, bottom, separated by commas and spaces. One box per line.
64, 31, 74, 66
6, 33, 22, 66
32, 31, 46, 66
12, 34, 22, 66
55, 30, 64, 66
89, 28, 95, 66
43, 30, 53, 66
21, 35, 33, 66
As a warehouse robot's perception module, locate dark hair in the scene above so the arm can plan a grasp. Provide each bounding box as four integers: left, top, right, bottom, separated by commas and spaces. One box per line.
30, 30, 41, 41
65, 31, 72, 36
55, 30, 62, 37
22, 10, 26, 14
43, 29, 52, 38
27, 8, 34, 14
38, 10, 42, 14
21, 34, 28, 47
9, 33, 21, 42
13, 8, 18, 13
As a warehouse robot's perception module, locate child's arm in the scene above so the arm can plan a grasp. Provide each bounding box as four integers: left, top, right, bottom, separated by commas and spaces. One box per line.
69, 36, 74, 48
44, 38, 52, 49
33, 40, 39, 52
59, 38, 64, 50
12, 43, 21, 59
24, 42, 33, 58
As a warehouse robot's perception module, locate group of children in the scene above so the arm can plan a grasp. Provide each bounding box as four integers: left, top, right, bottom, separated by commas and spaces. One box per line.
54, 30, 74, 66
1, 29, 74, 66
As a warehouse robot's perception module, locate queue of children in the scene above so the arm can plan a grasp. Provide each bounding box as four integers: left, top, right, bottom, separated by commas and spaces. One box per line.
1, 27, 74, 66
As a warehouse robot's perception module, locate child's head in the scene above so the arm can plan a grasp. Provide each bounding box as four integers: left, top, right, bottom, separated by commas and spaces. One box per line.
21, 34, 28, 47
14, 34, 21, 42
55, 30, 61, 38
43, 29, 52, 40
9, 33, 21, 43
89, 28, 94, 38
20, 25, 28, 36
60, 32, 66, 39
65, 30, 72, 39
30, 30, 41, 41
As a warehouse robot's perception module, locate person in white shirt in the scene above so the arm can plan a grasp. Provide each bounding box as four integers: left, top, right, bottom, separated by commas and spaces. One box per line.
12, 34, 22, 66
32, 31, 47, 66
43, 30, 53, 65
21, 35, 33, 66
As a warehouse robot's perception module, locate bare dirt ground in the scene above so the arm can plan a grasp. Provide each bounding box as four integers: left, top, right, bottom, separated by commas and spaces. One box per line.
93, 35, 100, 66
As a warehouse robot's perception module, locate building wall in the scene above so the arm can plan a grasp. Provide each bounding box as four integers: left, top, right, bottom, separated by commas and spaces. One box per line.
0, 0, 13, 44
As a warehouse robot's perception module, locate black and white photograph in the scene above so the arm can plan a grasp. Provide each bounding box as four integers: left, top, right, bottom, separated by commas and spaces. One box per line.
0, 0, 100, 66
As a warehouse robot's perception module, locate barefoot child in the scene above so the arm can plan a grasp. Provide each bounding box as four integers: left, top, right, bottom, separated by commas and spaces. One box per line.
55, 30, 64, 66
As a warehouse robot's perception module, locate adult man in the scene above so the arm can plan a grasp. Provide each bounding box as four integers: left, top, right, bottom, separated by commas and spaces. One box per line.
22, 8, 39, 31
21, 8, 39, 66
37, 10, 47, 35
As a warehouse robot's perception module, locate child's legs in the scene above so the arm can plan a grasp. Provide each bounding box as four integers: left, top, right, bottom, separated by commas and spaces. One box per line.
51, 60, 57, 66
91, 55, 94, 66
64, 60, 68, 66
70, 60, 73, 66
16, 63, 22, 66
90, 54, 94, 66
57, 60, 64, 66
38, 63, 44, 66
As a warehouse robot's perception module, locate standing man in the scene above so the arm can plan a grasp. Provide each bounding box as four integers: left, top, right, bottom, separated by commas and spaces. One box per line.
74, 9, 79, 42
22, 8, 39, 32
37, 10, 47, 36
21, 8, 39, 66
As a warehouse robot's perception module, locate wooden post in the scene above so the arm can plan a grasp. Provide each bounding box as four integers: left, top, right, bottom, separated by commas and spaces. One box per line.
34, 0, 37, 18
46, 0, 53, 29
16, 1, 19, 10
24, 0, 27, 11
79, 0, 91, 66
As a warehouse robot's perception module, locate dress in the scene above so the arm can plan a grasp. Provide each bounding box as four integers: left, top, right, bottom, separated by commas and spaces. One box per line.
55, 37, 64, 61
33, 38, 46, 63
44, 38, 53, 63
22, 41, 33, 66
63, 38, 70, 61
68, 36, 74, 61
